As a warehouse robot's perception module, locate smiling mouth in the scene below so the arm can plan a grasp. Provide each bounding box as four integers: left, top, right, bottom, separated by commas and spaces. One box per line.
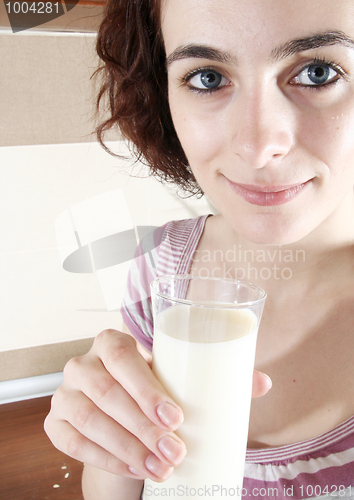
226, 180, 312, 206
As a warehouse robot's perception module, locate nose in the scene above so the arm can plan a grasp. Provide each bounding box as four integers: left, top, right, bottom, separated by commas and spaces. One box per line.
231, 88, 294, 169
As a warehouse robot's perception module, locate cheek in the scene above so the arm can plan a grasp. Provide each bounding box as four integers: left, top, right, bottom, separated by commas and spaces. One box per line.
299, 103, 354, 177
169, 93, 227, 169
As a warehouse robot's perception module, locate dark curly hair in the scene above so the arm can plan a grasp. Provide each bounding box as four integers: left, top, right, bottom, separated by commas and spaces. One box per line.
95, 0, 201, 196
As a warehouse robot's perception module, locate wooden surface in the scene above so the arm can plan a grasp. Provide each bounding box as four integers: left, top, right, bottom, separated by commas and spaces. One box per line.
0, 396, 84, 500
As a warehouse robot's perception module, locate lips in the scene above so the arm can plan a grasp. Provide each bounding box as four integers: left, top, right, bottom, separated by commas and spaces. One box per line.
226, 179, 311, 206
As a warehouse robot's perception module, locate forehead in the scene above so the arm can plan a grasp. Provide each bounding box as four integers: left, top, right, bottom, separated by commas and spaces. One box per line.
161, 0, 354, 59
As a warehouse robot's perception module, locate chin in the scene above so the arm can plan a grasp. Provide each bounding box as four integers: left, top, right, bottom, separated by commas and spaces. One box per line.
234, 215, 313, 247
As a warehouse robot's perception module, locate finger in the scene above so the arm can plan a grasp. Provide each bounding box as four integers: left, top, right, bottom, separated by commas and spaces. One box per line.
68, 355, 186, 468
92, 330, 184, 430
44, 416, 145, 479
61, 346, 186, 476
252, 370, 272, 398
50, 388, 176, 481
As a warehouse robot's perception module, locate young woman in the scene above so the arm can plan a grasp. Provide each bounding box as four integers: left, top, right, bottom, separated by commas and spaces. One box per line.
44, 0, 354, 498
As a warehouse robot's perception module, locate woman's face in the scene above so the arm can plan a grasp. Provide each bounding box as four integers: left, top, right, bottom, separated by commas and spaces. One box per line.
161, 0, 354, 245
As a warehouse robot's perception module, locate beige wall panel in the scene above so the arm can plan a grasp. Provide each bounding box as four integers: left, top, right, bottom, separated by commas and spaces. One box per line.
0, 31, 99, 146
0, 338, 94, 381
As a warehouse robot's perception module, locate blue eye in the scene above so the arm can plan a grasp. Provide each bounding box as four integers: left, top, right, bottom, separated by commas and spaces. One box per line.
292, 62, 340, 87
188, 69, 228, 91
307, 64, 331, 84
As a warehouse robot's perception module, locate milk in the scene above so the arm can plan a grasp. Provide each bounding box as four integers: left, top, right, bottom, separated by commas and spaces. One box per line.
143, 304, 258, 500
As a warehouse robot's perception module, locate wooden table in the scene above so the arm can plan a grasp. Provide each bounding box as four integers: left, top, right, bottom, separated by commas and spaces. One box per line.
0, 396, 84, 500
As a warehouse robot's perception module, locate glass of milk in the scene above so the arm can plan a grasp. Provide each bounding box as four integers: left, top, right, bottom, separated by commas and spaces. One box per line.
143, 274, 266, 500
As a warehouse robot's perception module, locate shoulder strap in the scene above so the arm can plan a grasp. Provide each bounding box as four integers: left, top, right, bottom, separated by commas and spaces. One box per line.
157, 215, 210, 277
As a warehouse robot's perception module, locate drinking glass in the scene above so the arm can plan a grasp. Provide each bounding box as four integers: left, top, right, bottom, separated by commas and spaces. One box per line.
143, 274, 266, 500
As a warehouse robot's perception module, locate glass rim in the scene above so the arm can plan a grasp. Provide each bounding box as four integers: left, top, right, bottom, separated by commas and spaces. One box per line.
150, 274, 267, 309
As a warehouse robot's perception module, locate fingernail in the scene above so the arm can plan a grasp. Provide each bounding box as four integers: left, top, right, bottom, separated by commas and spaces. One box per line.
145, 454, 173, 480
128, 466, 144, 477
265, 374, 272, 389
157, 435, 186, 465
157, 401, 183, 429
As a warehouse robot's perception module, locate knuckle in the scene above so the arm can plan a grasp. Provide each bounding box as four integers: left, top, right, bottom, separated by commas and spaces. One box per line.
43, 414, 53, 438
94, 328, 120, 346
102, 453, 126, 476
48, 386, 65, 414
136, 417, 156, 439
92, 374, 116, 401
63, 355, 83, 378
136, 378, 162, 412
43, 415, 67, 453
119, 435, 137, 463
73, 402, 95, 429
52, 383, 64, 401
107, 336, 136, 366
138, 379, 155, 402
94, 330, 137, 368
66, 434, 86, 460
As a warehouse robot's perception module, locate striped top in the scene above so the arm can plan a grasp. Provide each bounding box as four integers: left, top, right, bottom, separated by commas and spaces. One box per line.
121, 216, 354, 500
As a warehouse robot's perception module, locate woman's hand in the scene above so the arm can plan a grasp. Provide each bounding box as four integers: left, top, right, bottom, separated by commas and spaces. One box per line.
44, 329, 186, 482
44, 329, 271, 483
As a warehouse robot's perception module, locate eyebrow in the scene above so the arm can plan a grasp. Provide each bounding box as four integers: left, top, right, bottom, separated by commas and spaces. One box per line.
166, 44, 236, 67
270, 30, 354, 61
166, 30, 354, 68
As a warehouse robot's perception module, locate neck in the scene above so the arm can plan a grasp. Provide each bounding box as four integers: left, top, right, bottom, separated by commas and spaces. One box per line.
216, 193, 354, 298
